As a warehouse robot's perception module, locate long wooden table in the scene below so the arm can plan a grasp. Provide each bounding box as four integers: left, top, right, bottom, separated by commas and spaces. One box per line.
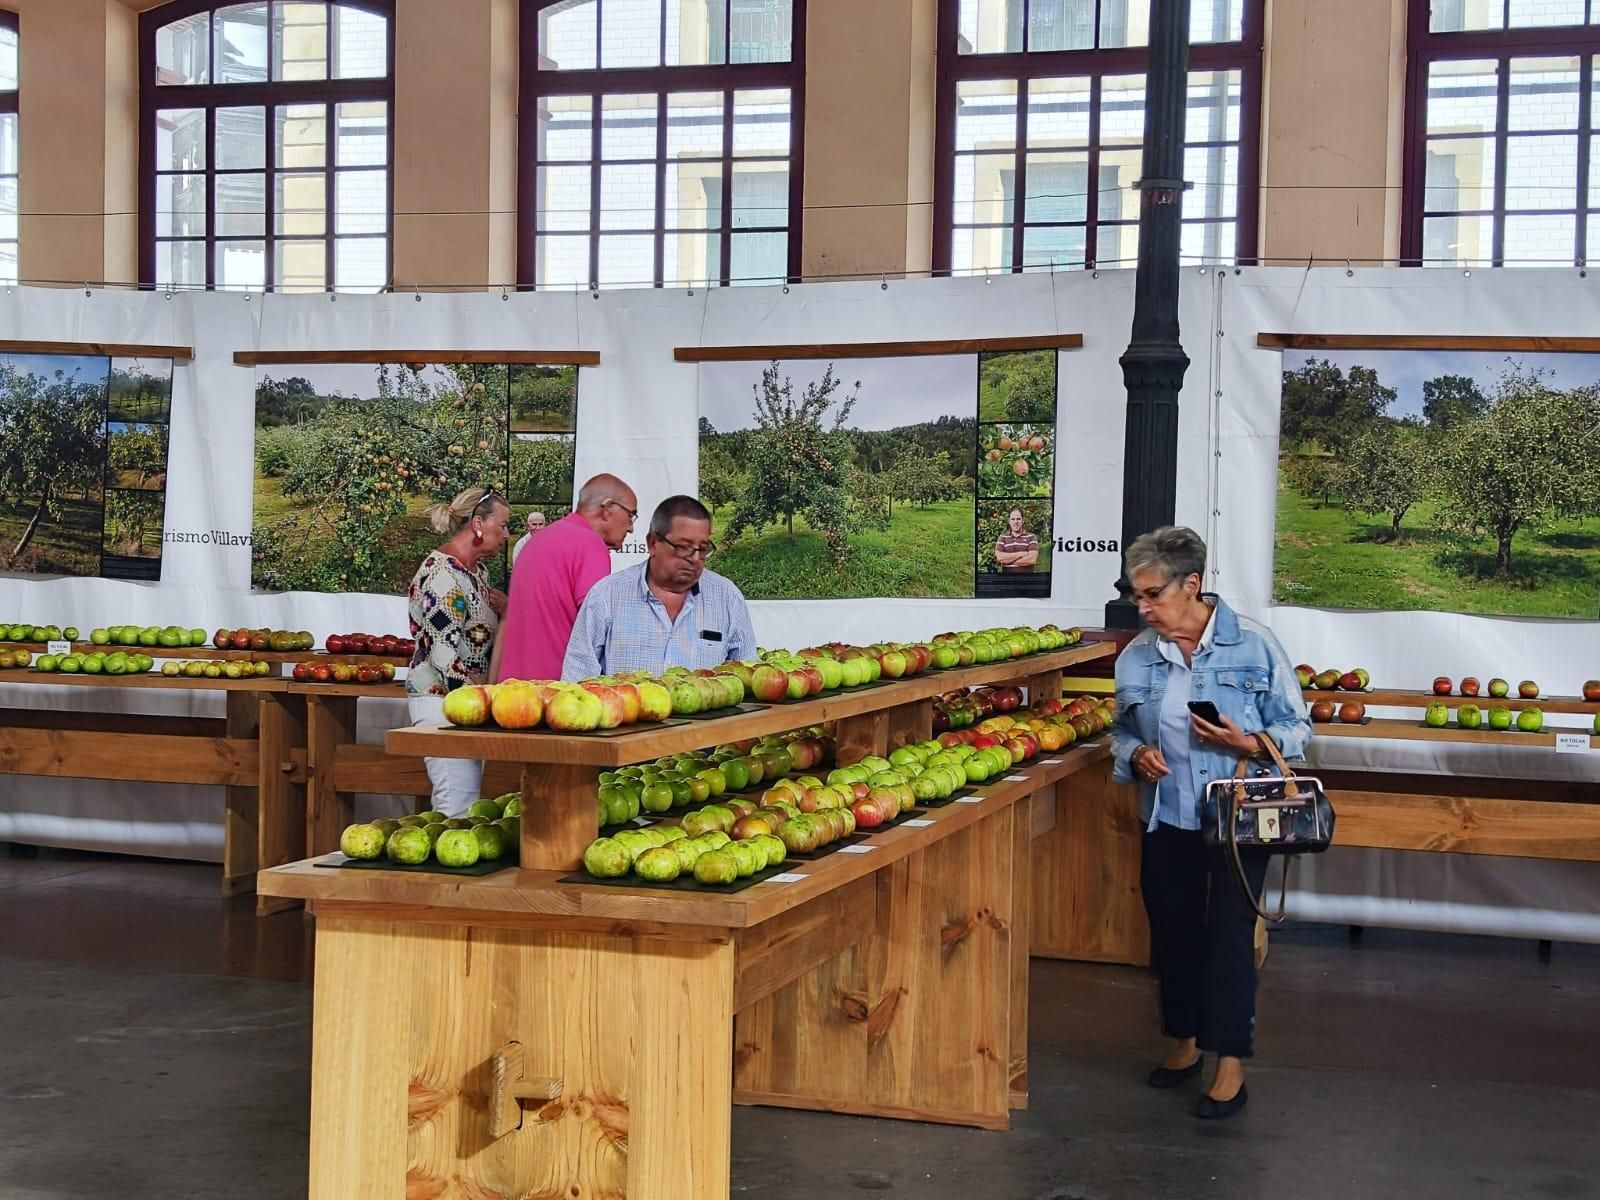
0, 672, 305, 901
1022, 684, 1600, 971
259, 641, 1117, 1198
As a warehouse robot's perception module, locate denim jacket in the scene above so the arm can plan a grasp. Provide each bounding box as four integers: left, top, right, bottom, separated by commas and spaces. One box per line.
1110, 595, 1312, 831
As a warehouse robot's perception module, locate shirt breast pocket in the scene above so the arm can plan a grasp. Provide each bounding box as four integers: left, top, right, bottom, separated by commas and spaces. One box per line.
1214, 667, 1271, 732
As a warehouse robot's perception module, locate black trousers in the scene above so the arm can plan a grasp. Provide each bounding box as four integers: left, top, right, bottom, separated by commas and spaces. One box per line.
1139, 822, 1270, 1059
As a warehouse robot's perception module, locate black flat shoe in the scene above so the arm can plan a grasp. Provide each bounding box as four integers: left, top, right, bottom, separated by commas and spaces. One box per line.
1195, 1083, 1248, 1119
1146, 1057, 1203, 1089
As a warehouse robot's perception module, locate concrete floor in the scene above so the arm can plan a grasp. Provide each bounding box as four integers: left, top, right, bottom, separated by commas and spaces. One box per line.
2, 848, 1598, 1200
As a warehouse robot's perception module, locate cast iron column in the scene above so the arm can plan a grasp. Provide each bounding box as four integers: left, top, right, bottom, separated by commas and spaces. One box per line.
1106, 0, 1192, 629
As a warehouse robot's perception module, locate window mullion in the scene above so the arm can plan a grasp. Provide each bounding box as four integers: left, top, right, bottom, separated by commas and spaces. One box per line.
1579, 55, 1593, 266
325, 101, 337, 290
590, 91, 602, 288
1012, 75, 1027, 272
206, 105, 217, 288
1493, 55, 1510, 265
720, 89, 734, 285
1087, 71, 1102, 269
654, 91, 666, 288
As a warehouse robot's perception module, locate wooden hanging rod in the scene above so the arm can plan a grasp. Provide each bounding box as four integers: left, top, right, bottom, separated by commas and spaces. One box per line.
232, 350, 600, 366
1258, 333, 1600, 353
0, 340, 193, 360
674, 333, 1083, 363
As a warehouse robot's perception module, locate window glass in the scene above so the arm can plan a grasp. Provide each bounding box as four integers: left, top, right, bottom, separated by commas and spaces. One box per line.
147, 3, 390, 291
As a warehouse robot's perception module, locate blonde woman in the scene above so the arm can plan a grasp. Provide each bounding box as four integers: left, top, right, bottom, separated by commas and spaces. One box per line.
405, 487, 511, 816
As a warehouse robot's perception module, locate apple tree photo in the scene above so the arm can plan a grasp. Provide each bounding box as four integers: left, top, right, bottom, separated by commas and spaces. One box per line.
252, 362, 525, 595
699, 358, 976, 600
1274, 350, 1600, 618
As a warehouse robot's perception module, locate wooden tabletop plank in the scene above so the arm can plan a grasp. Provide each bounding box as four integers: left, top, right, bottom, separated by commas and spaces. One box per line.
3, 643, 408, 665
0, 671, 290, 692
1314, 716, 1599, 748
284, 681, 407, 699
1303, 687, 1600, 717
259, 739, 1113, 927
386, 642, 1114, 767
674, 333, 1084, 363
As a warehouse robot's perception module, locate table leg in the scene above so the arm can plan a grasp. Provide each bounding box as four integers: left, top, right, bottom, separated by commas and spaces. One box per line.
733, 804, 1017, 1130
306, 696, 358, 859
1022, 669, 1064, 710
1008, 787, 1033, 1110
221, 691, 260, 897
520, 762, 601, 871
886, 697, 932, 751
256, 693, 308, 917
833, 711, 889, 763
1031, 757, 1149, 965
308, 911, 734, 1199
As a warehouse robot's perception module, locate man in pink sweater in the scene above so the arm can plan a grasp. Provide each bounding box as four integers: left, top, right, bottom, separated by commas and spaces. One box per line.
492, 473, 637, 682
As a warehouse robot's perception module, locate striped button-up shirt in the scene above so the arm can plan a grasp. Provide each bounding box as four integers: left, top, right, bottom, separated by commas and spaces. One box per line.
560, 562, 758, 681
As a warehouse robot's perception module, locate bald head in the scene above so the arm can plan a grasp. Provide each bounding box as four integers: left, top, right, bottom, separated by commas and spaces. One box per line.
576, 473, 638, 550
577, 473, 636, 513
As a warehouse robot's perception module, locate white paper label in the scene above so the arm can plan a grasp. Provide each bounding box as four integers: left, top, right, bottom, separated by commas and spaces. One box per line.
956, 796, 983, 804
1555, 733, 1591, 755
46, 640, 71, 657
767, 872, 806, 883
839, 843, 878, 854
1041, 758, 1064, 766
903, 819, 934, 828
1004, 774, 1028, 783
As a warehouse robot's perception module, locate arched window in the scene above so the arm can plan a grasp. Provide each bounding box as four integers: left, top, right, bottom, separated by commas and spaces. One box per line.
1403, 0, 1600, 266
1, 10, 17, 285
933, 0, 1263, 275
520, 0, 805, 290
139, 1, 393, 291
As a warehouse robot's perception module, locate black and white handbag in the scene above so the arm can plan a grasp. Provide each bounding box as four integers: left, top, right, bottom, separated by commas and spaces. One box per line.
1202, 733, 1336, 923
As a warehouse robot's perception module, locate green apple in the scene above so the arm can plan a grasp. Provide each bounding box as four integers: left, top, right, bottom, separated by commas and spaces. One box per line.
1457, 704, 1482, 729
1516, 707, 1543, 733
1423, 701, 1448, 728
582, 837, 632, 878
434, 829, 480, 868
386, 827, 432, 865
635, 846, 682, 881
339, 823, 386, 860
1487, 706, 1513, 731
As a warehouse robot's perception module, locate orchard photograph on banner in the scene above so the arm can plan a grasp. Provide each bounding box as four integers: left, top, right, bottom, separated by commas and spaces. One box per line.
0, 352, 174, 582
251, 361, 581, 595
1274, 348, 1600, 619
698, 356, 973, 600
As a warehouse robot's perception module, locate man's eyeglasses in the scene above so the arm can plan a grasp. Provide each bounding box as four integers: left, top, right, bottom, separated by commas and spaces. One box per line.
659, 535, 715, 560
603, 499, 639, 523
1132, 577, 1180, 604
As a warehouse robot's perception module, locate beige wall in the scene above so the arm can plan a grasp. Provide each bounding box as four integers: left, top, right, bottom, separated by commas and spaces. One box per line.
1258, 0, 1409, 264
801, 0, 938, 280
391, 0, 518, 287
4, 0, 1414, 289
13, 0, 139, 285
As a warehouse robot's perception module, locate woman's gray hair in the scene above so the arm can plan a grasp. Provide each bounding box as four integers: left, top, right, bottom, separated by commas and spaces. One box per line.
1125, 526, 1207, 584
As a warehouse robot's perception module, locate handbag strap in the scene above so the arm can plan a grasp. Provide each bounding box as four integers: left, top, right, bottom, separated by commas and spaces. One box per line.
1225, 806, 1292, 923
1245, 731, 1300, 799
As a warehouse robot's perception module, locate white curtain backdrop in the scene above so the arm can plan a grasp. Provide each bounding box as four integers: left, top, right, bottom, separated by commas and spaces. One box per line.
0, 268, 1595, 941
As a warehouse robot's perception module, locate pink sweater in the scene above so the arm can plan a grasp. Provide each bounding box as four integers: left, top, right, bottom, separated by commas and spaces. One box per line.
497, 512, 612, 681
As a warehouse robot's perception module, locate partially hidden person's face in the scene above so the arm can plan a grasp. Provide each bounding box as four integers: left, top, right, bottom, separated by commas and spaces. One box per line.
1008, 511, 1025, 535
648, 516, 714, 591
1130, 567, 1195, 635
598, 495, 637, 549
475, 503, 513, 555
527, 514, 547, 535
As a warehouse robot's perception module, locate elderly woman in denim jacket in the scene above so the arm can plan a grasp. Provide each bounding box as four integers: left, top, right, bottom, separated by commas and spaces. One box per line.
1110, 526, 1312, 1120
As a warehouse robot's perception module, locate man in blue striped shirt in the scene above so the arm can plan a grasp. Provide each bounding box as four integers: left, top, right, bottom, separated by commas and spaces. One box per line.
561, 495, 757, 680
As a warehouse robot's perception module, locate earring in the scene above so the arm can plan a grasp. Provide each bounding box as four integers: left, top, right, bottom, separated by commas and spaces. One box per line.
472, 530, 484, 546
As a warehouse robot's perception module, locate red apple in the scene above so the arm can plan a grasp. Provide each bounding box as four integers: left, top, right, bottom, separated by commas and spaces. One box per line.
310, 662, 332, 683
291, 662, 310, 682
1582, 680, 1600, 702
1460, 677, 1480, 697
1433, 676, 1453, 696
1338, 671, 1363, 692
878, 650, 907, 679
325, 634, 345, 654
1309, 700, 1335, 723
1338, 701, 1366, 723
750, 664, 789, 702
1518, 680, 1540, 699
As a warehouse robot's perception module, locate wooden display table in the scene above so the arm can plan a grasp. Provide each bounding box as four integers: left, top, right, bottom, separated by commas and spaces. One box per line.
258, 641, 1115, 1199
0, 672, 304, 906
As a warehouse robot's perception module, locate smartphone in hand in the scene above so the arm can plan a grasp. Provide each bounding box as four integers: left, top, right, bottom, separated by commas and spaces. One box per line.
1187, 700, 1223, 726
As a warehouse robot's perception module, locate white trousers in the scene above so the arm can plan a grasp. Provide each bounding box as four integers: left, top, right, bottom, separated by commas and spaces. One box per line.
407, 695, 484, 818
